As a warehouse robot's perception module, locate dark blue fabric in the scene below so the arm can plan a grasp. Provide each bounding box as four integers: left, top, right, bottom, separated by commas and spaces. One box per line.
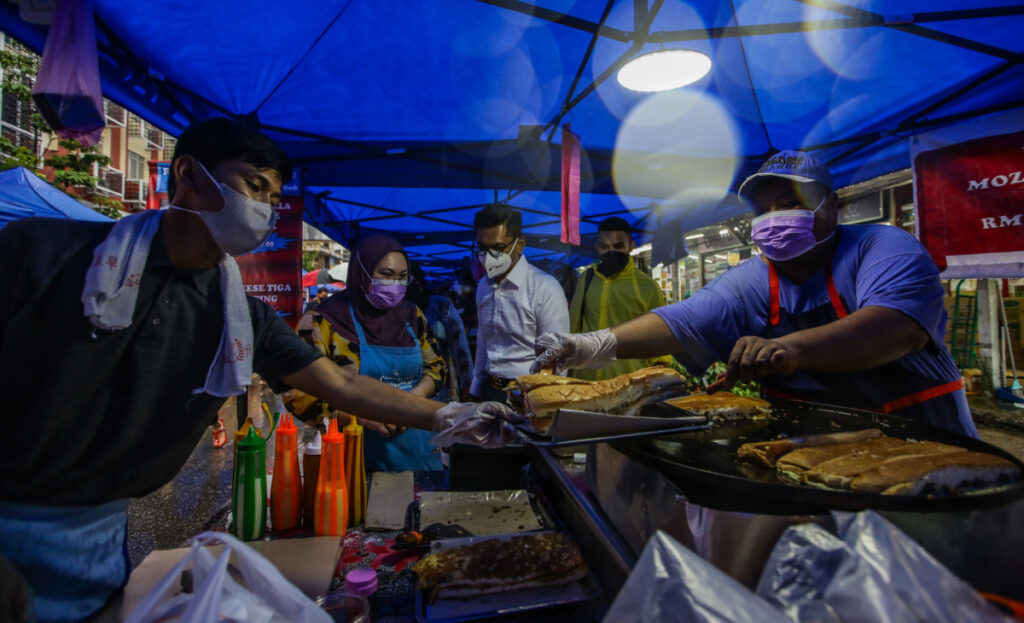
0, 167, 111, 229
2, 1, 1018, 270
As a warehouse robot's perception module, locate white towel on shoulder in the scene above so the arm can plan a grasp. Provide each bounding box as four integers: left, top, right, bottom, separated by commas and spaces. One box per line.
81, 209, 253, 397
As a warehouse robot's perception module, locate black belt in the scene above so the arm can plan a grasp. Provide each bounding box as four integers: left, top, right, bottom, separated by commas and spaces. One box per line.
488, 375, 513, 391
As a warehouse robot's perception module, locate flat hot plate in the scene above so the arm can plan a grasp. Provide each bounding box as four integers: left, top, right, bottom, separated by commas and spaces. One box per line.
612, 400, 1024, 515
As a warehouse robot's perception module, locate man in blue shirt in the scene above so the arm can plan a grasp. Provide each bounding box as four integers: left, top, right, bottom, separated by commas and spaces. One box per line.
534, 150, 977, 437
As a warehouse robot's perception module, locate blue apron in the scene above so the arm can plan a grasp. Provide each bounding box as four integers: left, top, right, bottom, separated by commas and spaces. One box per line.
759, 258, 977, 437
0, 499, 130, 622
350, 308, 443, 472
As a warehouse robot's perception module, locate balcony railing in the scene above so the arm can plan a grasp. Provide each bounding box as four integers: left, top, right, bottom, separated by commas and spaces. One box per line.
127, 114, 142, 138
96, 167, 124, 197
145, 126, 163, 150
162, 137, 176, 161
124, 179, 146, 202
104, 101, 127, 127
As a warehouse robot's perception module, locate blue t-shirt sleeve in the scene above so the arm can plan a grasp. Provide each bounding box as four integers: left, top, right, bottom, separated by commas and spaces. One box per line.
852, 228, 946, 346
653, 264, 759, 375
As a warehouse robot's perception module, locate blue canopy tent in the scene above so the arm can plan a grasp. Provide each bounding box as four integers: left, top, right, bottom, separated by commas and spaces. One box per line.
0, 167, 112, 229
2, 1, 1021, 274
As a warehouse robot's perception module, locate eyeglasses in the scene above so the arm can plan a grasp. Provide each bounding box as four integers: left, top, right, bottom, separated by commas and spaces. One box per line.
473, 238, 518, 259
371, 274, 411, 286
357, 252, 411, 285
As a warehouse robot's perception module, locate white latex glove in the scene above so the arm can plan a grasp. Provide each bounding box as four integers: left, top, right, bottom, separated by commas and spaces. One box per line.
430, 401, 526, 449
530, 329, 617, 374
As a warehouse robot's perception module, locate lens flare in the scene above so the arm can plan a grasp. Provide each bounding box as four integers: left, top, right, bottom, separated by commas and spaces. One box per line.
613, 90, 740, 214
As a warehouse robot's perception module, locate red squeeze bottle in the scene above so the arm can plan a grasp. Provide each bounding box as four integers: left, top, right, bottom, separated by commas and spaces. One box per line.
271, 413, 302, 531
314, 418, 348, 536
302, 428, 322, 530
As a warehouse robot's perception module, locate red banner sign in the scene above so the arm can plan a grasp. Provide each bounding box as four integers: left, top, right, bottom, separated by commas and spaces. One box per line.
560, 125, 581, 246
235, 196, 304, 328
912, 112, 1024, 278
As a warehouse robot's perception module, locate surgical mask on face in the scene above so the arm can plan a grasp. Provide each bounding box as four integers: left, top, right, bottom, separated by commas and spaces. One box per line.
169, 162, 278, 256
476, 241, 516, 280
750, 196, 834, 262
357, 253, 409, 309
366, 282, 407, 309
597, 251, 629, 276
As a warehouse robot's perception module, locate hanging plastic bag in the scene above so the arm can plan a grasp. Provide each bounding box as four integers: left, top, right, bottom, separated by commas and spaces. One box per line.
602, 531, 790, 623
833, 511, 1010, 623
123, 531, 332, 623
31, 0, 105, 146
756, 511, 1010, 623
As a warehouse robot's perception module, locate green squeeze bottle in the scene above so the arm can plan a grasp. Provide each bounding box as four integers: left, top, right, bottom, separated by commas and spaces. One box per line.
232, 425, 268, 541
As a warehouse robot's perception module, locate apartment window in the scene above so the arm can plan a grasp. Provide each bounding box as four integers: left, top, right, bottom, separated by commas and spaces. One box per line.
127, 151, 146, 180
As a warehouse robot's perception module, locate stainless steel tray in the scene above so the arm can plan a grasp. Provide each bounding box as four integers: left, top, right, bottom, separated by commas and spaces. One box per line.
414, 533, 600, 622
510, 401, 709, 447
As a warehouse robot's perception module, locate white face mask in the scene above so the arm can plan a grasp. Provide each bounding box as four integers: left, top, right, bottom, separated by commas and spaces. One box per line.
170, 162, 279, 256
479, 252, 512, 278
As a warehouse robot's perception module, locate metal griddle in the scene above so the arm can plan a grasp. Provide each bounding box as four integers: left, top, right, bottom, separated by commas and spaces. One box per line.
612, 400, 1024, 514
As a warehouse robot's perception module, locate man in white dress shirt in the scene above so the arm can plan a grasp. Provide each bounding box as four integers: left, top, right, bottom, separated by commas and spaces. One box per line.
469, 204, 570, 403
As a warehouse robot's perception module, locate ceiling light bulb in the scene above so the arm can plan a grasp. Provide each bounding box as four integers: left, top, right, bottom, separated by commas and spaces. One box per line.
617, 50, 712, 92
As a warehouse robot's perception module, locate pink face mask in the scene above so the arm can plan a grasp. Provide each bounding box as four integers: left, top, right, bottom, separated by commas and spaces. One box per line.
366, 282, 407, 309
750, 197, 832, 262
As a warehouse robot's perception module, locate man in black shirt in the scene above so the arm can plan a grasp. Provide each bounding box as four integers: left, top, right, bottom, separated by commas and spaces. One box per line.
0, 118, 516, 622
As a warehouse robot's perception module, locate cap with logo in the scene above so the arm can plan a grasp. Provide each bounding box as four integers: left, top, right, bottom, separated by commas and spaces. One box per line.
737, 150, 834, 201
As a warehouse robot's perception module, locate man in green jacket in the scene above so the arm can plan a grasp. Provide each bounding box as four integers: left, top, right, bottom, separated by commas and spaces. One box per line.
570, 217, 673, 380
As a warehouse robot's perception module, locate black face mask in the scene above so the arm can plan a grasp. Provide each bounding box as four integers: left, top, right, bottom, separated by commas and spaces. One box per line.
597, 251, 629, 276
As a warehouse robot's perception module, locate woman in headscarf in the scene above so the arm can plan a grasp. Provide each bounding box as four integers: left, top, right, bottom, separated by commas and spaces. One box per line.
286, 235, 447, 472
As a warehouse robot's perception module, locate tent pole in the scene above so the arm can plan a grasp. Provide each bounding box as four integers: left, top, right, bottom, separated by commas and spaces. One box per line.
987, 279, 1003, 390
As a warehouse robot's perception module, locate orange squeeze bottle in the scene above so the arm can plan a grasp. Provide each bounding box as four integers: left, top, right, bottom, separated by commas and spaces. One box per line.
271, 413, 302, 531
314, 418, 348, 536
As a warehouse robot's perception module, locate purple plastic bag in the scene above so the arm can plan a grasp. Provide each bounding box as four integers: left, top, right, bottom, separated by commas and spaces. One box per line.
31, 0, 105, 146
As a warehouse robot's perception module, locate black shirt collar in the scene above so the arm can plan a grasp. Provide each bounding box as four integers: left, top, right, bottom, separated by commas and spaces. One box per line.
147, 235, 219, 297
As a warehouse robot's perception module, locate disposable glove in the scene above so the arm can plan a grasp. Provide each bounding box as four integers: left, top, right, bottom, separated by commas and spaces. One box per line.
430, 401, 526, 449
530, 329, 617, 374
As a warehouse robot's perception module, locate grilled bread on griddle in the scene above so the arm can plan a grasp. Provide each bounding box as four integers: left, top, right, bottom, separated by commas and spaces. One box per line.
519, 367, 686, 434
803, 440, 966, 489
663, 392, 771, 420
738, 428, 884, 468
775, 437, 907, 477
850, 451, 1021, 495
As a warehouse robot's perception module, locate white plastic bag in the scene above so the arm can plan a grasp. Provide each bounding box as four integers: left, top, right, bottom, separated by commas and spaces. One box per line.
123, 531, 332, 623
756, 511, 1011, 623
602, 531, 790, 623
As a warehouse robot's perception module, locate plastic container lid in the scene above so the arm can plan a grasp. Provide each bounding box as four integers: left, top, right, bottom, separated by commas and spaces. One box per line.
345, 568, 378, 595
316, 590, 368, 623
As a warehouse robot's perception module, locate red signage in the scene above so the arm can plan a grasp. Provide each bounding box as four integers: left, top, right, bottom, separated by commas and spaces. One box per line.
147, 161, 170, 210
560, 125, 581, 246
235, 197, 304, 328
912, 114, 1024, 278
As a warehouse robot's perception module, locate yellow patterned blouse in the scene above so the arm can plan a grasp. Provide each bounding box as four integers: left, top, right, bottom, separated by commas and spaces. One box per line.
285, 307, 446, 421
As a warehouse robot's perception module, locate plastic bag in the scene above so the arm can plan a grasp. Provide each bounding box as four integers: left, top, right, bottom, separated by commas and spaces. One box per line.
756, 511, 1010, 623
31, 0, 105, 146
602, 531, 790, 623
123, 531, 332, 623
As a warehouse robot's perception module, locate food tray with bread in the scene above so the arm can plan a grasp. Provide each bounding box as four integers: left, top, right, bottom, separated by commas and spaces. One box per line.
506, 367, 710, 446
412, 531, 599, 622
612, 399, 1024, 514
